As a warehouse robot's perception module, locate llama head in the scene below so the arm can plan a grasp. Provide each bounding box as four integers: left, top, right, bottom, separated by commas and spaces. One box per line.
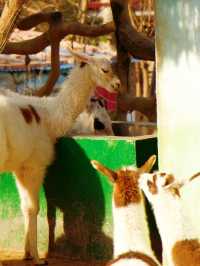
91, 155, 156, 207
68, 47, 121, 93
139, 172, 182, 205
70, 97, 113, 135
140, 171, 200, 204
89, 97, 113, 135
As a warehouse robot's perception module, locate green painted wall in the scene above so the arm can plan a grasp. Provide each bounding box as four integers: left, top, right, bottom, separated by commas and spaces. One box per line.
0, 136, 157, 259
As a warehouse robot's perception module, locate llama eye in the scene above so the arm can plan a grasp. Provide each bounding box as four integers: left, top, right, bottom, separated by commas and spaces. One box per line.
101, 68, 109, 74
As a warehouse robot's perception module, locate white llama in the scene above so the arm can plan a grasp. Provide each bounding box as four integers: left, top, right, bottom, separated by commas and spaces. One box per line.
139, 172, 200, 266
91, 155, 160, 266
0, 49, 120, 265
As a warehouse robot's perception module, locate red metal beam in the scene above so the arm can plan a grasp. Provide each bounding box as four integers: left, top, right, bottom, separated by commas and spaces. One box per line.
88, 2, 110, 10
88, 0, 141, 10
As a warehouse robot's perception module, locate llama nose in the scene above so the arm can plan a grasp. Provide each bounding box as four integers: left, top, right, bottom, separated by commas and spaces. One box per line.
112, 81, 120, 90
115, 81, 120, 89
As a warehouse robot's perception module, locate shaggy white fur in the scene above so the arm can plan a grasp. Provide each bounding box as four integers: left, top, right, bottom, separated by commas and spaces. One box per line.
91, 156, 160, 266
139, 172, 199, 266
0, 50, 120, 265
111, 258, 148, 266
112, 199, 153, 258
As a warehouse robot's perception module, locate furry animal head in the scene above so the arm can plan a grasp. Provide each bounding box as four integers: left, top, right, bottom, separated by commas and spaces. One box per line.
91, 155, 156, 207
69, 97, 113, 135
139, 170, 200, 203
68, 47, 121, 93
89, 97, 113, 135
139, 172, 183, 204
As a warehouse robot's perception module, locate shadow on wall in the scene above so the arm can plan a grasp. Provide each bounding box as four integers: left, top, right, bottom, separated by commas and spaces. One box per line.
44, 138, 112, 260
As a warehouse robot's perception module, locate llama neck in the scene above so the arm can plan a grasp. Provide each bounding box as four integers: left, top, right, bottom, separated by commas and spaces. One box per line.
112, 196, 153, 258
48, 66, 95, 139
152, 193, 196, 258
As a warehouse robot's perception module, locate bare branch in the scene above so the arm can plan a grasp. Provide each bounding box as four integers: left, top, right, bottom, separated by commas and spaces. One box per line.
2, 12, 115, 97
3, 14, 115, 96
118, 95, 157, 122
3, 13, 114, 55
1, 6, 155, 98
111, 0, 155, 92
4, 33, 49, 54
33, 19, 61, 96
119, 26, 155, 61
17, 11, 63, 30
33, 41, 60, 97
111, 0, 155, 60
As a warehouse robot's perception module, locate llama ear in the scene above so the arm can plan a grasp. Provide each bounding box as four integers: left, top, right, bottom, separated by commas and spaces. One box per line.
91, 160, 118, 183
67, 46, 92, 63
147, 179, 158, 194
139, 155, 157, 173
169, 187, 181, 198
163, 174, 175, 187
188, 171, 200, 182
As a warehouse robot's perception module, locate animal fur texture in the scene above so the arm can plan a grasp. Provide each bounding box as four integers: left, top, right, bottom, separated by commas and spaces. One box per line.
91, 155, 160, 266
0, 49, 120, 265
139, 172, 200, 266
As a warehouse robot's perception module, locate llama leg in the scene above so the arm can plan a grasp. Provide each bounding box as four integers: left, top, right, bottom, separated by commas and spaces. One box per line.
15, 169, 48, 265
23, 209, 33, 260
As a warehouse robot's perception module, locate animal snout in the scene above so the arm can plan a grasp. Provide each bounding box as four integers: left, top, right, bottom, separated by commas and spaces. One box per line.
94, 118, 105, 131
112, 81, 121, 90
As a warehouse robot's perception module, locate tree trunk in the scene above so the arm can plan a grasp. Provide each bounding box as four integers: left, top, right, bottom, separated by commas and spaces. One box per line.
110, 0, 155, 93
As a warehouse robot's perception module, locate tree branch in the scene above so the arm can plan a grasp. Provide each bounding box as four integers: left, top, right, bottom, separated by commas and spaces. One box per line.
118, 95, 157, 122
119, 25, 155, 61
1, 6, 155, 97
4, 33, 49, 54
111, 0, 155, 60
17, 11, 63, 30
33, 16, 62, 97
2, 12, 115, 97
111, 0, 130, 92
110, 0, 155, 93
3, 17, 114, 55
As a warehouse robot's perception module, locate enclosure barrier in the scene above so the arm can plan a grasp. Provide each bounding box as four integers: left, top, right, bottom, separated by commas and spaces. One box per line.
0, 135, 158, 260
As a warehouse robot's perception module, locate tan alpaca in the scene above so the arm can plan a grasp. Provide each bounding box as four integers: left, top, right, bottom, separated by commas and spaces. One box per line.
91, 155, 160, 266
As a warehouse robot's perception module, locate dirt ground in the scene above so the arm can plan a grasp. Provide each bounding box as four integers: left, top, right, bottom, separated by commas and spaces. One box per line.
0, 251, 106, 266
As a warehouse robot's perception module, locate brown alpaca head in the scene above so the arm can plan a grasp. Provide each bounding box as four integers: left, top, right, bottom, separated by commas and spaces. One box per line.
91, 155, 156, 207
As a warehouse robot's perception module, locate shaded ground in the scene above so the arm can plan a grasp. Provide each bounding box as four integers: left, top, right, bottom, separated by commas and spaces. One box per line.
0, 251, 106, 266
